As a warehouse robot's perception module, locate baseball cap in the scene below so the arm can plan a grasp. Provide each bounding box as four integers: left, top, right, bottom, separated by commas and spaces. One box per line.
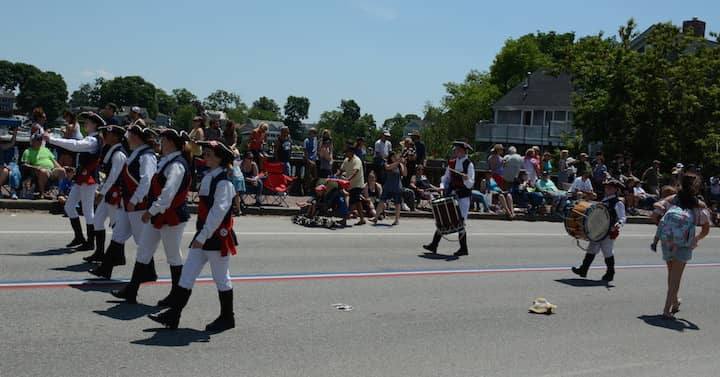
131, 106, 141, 114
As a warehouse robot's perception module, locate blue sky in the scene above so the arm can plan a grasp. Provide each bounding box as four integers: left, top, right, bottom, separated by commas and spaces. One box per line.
2, 0, 718, 122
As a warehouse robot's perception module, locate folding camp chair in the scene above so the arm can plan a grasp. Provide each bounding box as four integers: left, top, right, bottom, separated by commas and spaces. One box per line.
263, 162, 294, 207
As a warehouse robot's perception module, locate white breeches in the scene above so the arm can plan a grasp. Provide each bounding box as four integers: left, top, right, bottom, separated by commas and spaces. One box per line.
135, 222, 186, 266
93, 201, 118, 231
65, 184, 97, 224
179, 248, 232, 291
111, 209, 145, 244
588, 238, 615, 258
458, 197, 470, 222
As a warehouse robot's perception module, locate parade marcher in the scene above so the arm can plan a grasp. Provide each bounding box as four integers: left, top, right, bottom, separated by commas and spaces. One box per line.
44, 112, 103, 251
111, 128, 191, 305
84, 125, 127, 262
571, 178, 626, 282
90, 125, 158, 278
150, 140, 238, 331
423, 141, 475, 257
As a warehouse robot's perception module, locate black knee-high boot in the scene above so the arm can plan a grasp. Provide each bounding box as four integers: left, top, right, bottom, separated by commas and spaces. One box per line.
83, 229, 106, 262
572, 253, 596, 278
454, 231, 469, 256
110, 262, 153, 304
76, 224, 95, 251
66, 218, 86, 248
148, 287, 192, 329
89, 241, 125, 279
157, 265, 183, 307
205, 289, 235, 332
423, 231, 442, 253
601, 256, 615, 282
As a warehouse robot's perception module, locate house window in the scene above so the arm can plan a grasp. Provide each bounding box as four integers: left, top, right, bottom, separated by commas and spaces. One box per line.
568, 112, 574, 122
497, 110, 521, 124
532, 110, 544, 125
522, 111, 532, 126
553, 111, 567, 122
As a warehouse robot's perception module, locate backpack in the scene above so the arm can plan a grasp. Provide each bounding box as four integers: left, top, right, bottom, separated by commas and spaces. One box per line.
657, 205, 696, 250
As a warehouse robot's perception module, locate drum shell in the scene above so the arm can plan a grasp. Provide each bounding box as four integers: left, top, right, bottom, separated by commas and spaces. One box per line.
564, 201, 611, 242
431, 197, 464, 235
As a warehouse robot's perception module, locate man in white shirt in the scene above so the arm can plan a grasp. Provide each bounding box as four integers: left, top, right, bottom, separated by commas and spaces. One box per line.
568, 171, 596, 200
373, 130, 392, 183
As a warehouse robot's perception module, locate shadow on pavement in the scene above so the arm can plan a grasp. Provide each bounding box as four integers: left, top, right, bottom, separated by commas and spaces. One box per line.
555, 278, 614, 288
637, 315, 700, 332
94, 303, 160, 321
30, 248, 76, 256
51, 263, 94, 273
418, 253, 459, 262
70, 280, 125, 293
131, 328, 211, 347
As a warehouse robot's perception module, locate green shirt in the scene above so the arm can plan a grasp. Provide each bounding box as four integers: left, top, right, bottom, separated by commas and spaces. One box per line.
21, 146, 55, 169
536, 178, 561, 193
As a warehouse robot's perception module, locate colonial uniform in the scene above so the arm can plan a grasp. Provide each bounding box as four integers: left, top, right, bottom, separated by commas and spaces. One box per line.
90, 126, 158, 279
47, 112, 104, 251
150, 140, 238, 331
85, 125, 127, 262
112, 129, 191, 304
423, 141, 475, 256
572, 179, 626, 281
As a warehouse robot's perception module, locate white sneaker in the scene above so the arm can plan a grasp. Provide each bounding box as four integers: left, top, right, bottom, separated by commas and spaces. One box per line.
401, 203, 410, 211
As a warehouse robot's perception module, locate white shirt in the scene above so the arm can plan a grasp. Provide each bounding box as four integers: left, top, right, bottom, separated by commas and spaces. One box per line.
48, 132, 99, 153
440, 155, 475, 191
66, 123, 83, 140
126, 145, 158, 206
99, 144, 127, 196
374, 139, 391, 159
502, 153, 524, 182
569, 177, 594, 194
604, 194, 627, 226
194, 167, 234, 245
149, 151, 186, 216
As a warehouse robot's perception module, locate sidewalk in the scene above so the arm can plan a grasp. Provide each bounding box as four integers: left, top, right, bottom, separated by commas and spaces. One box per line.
0, 197, 655, 224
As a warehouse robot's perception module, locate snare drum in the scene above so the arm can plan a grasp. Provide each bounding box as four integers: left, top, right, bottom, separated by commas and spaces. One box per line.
564, 201, 611, 242
431, 196, 464, 235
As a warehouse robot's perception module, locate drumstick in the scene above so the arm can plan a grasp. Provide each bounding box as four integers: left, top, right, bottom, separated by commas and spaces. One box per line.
448, 168, 468, 177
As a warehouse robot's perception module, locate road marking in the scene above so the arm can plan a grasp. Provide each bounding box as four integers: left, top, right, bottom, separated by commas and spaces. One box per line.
2, 263, 720, 290
0, 230, 716, 239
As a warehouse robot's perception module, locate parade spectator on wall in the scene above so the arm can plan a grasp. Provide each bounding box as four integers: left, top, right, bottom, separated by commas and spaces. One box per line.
541, 151, 553, 173
592, 156, 608, 198
575, 153, 592, 178
536, 170, 568, 215
484, 171, 514, 219
337, 145, 366, 225
240, 152, 263, 206
642, 160, 661, 196
248, 122, 268, 158
303, 128, 319, 191
222, 121, 238, 152
488, 144, 504, 189
205, 119, 222, 142
410, 131, 425, 166
362, 170, 382, 218
523, 148, 540, 186
100, 103, 122, 126
373, 130, 392, 184
510, 171, 543, 217
354, 137, 366, 161
188, 116, 205, 158
21, 134, 65, 199
502, 146, 523, 191
568, 169, 596, 200
401, 137, 416, 187
274, 126, 292, 175
0, 128, 20, 199
318, 137, 333, 179
371, 151, 404, 226
557, 150, 570, 185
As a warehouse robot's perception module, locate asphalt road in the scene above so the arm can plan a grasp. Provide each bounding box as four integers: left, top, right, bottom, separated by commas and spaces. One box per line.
1, 213, 719, 377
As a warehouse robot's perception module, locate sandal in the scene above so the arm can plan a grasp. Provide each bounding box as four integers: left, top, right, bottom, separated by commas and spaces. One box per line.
662, 312, 676, 320
671, 300, 682, 314
391, 220, 399, 226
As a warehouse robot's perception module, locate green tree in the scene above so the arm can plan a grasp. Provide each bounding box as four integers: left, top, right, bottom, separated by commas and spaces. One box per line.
16, 71, 68, 121
172, 88, 197, 107
173, 104, 196, 131
156, 88, 178, 115
248, 96, 282, 121
12, 62, 42, 89
283, 95, 310, 140
0, 60, 16, 91
203, 89, 243, 112
490, 34, 551, 93
98, 76, 159, 117
69, 78, 103, 108
441, 70, 501, 144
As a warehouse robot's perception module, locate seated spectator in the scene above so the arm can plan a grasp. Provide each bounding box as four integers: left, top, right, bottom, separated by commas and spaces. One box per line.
56, 168, 75, 207
626, 176, 656, 213
0, 128, 20, 199
568, 170, 596, 200
709, 177, 720, 205
510, 171, 544, 216
362, 171, 382, 219
409, 165, 440, 204
231, 157, 246, 216
484, 171, 515, 219
240, 151, 263, 206
471, 179, 493, 213
536, 170, 568, 215
20, 134, 65, 199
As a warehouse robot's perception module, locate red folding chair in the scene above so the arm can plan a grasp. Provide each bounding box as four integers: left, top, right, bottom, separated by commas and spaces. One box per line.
263, 162, 294, 207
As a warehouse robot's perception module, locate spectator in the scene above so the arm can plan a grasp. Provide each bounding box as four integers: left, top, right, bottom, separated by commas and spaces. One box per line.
557, 150, 570, 186
205, 119, 222, 141
709, 176, 720, 204
641, 160, 661, 196
371, 151, 404, 226
536, 170, 568, 215
337, 145, 366, 225
410, 131, 425, 166
188, 116, 205, 158
248, 122, 268, 161
568, 169, 596, 200
592, 156, 608, 198
63, 111, 82, 140
670, 163, 684, 187
575, 153, 592, 178
21, 134, 65, 199
523, 148, 540, 186
318, 137, 333, 179
303, 128, 319, 193
510, 171, 543, 217
541, 151, 553, 173
623, 155, 635, 179
0, 128, 20, 199
502, 146, 524, 190
566, 156, 578, 183
100, 103, 122, 126
409, 165, 440, 203
401, 137, 416, 187
222, 121, 238, 152
484, 171, 514, 219
31, 107, 46, 136
56, 169, 74, 207
373, 130, 392, 184
628, 176, 657, 211
354, 137, 366, 162
488, 144, 505, 189
126, 106, 144, 126
362, 170, 382, 219
609, 153, 625, 179
274, 126, 292, 175
240, 152, 263, 206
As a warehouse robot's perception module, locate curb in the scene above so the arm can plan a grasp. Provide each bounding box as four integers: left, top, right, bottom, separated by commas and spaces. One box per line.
0, 199, 655, 225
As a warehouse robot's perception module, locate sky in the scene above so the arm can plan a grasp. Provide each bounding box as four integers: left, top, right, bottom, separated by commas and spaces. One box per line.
2, 0, 718, 123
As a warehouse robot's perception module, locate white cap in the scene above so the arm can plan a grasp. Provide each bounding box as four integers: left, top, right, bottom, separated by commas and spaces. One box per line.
676, 163, 684, 169
131, 106, 141, 114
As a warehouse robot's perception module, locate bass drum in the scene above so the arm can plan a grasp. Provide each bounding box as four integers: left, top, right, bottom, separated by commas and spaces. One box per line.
431, 196, 464, 235
564, 201, 611, 242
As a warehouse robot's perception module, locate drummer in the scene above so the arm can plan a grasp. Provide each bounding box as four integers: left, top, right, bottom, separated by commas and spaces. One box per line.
423, 141, 475, 257
571, 178, 626, 282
